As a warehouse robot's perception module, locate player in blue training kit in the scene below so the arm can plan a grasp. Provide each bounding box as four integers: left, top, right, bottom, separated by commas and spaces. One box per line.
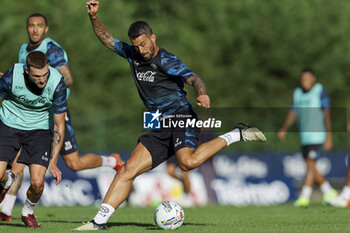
75, 1, 266, 230
278, 68, 337, 207
0, 51, 67, 227
0, 13, 124, 223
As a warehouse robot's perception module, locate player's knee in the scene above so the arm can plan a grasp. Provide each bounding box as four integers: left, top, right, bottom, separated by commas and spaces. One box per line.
30, 178, 44, 193
178, 158, 200, 171
118, 163, 138, 181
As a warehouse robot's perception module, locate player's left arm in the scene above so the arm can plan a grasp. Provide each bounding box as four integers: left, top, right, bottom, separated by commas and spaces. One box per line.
47, 43, 73, 87
57, 65, 73, 87
186, 76, 210, 108
49, 77, 67, 184
321, 87, 332, 151
50, 112, 65, 185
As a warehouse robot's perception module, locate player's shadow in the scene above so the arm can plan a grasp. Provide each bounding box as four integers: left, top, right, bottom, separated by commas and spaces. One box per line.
0, 222, 26, 228
144, 222, 209, 230
108, 222, 154, 228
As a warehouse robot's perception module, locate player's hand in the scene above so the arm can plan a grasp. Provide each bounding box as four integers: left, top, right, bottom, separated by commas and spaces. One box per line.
0, 72, 3, 77
86, 0, 99, 18
49, 163, 62, 185
196, 94, 210, 108
323, 135, 333, 151
277, 130, 287, 141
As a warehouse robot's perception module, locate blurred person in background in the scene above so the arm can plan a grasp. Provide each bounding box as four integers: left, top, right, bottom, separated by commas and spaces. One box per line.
0, 13, 124, 222
278, 67, 336, 207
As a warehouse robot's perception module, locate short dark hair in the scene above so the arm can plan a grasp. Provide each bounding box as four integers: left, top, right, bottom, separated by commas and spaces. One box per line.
128, 21, 153, 39
26, 51, 48, 69
301, 67, 315, 76
27, 13, 48, 26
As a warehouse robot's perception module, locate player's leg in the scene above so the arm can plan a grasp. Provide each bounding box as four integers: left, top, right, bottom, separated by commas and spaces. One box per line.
62, 111, 123, 171
176, 123, 266, 171
0, 151, 26, 220
294, 146, 316, 207
62, 151, 123, 171
182, 170, 191, 194
21, 164, 46, 228
19, 128, 51, 228
166, 163, 178, 179
74, 142, 153, 230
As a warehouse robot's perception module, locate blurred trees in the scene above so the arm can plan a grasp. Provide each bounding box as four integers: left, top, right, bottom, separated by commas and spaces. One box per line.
2, 0, 350, 151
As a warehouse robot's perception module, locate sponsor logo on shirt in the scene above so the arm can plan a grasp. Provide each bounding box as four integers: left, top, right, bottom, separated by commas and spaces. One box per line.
136, 70, 156, 82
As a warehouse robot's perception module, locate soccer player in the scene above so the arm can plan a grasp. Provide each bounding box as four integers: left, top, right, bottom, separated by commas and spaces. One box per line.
74, 1, 266, 230
0, 13, 124, 222
0, 51, 66, 227
278, 67, 337, 207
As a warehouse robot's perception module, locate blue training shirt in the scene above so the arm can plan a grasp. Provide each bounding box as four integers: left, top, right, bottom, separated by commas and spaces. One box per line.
113, 39, 196, 116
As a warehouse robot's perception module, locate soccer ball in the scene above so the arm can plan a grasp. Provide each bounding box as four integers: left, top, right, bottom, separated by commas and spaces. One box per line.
154, 201, 185, 230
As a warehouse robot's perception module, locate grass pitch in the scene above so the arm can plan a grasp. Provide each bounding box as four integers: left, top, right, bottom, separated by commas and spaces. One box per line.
0, 203, 349, 232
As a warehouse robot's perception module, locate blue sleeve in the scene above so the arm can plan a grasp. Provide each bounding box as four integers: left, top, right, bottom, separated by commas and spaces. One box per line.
46, 42, 68, 69
161, 52, 196, 81
0, 67, 14, 98
52, 77, 67, 114
320, 88, 330, 109
113, 39, 137, 63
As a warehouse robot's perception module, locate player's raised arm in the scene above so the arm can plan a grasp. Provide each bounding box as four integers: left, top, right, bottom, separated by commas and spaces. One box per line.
86, 0, 116, 51
186, 76, 211, 108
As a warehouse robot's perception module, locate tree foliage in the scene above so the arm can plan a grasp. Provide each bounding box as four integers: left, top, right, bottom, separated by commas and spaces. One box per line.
2, 0, 350, 151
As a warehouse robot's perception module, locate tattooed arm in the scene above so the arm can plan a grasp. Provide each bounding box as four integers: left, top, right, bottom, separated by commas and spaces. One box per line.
186, 76, 211, 108
86, 0, 116, 51
49, 112, 65, 185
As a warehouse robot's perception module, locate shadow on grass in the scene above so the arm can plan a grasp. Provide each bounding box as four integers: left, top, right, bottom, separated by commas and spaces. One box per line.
0, 222, 26, 228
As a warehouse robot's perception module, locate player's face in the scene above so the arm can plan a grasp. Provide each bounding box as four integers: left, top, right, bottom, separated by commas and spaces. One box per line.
26, 64, 50, 89
27, 16, 48, 45
131, 34, 157, 60
300, 72, 316, 92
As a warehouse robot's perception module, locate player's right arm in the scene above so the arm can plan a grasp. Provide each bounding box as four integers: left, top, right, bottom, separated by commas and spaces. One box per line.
278, 110, 296, 141
86, 0, 115, 51
0, 67, 13, 98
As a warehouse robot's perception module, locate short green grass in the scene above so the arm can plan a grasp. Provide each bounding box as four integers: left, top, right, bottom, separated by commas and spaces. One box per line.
0, 203, 349, 233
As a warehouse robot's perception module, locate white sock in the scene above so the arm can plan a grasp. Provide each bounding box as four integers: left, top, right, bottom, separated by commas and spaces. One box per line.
1, 194, 16, 216
93, 203, 115, 224
320, 181, 333, 194
219, 128, 240, 146
2, 172, 14, 189
101, 156, 117, 168
300, 186, 312, 200
22, 198, 37, 217
340, 186, 350, 200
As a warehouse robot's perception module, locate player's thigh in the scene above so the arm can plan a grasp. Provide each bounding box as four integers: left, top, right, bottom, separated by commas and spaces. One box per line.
61, 151, 80, 166
11, 149, 26, 174
123, 142, 153, 178
0, 161, 8, 180
28, 164, 47, 186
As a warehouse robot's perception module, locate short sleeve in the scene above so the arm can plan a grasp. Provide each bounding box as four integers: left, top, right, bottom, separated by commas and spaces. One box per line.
46, 42, 68, 69
52, 77, 67, 114
0, 67, 14, 98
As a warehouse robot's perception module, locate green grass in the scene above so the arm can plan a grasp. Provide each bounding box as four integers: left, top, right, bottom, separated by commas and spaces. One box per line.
0, 203, 349, 232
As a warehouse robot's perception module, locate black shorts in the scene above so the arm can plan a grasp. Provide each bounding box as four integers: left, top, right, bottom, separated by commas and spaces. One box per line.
0, 120, 52, 168
166, 155, 179, 166
301, 144, 322, 160
60, 110, 78, 155
139, 124, 200, 169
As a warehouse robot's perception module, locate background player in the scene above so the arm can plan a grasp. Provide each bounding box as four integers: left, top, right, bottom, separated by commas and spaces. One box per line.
278, 67, 337, 207
74, 1, 266, 230
0, 51, 66, 227
0, 13, 124, 222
